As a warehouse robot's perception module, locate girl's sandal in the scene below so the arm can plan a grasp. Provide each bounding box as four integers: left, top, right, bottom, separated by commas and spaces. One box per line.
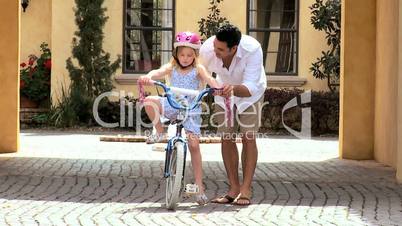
195, 193, 208, 205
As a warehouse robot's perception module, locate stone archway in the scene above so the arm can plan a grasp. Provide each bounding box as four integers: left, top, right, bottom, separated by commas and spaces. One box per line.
0, 1, 19, 153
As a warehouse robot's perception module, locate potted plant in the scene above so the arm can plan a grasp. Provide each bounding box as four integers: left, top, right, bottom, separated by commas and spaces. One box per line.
20, 42, 51, 108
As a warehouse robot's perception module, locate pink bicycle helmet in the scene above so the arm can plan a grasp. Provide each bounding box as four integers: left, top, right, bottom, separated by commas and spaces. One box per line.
174, 32, 201, 49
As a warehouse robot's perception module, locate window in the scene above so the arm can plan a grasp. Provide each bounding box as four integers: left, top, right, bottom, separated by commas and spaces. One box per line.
247, 0, 298, 75
123, 0, 175, 73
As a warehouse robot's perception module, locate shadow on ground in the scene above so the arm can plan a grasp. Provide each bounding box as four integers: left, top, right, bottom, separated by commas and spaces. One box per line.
0, 156, 401, 225
0, 157, 400, 203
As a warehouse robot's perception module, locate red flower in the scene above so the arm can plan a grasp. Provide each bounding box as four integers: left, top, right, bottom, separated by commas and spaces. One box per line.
19, 43, 51, 103
44, 59, 51, 70
28, 55, 37, 66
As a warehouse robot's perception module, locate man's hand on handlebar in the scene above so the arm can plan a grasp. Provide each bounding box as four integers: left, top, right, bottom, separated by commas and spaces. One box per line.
213, 85, 233, 97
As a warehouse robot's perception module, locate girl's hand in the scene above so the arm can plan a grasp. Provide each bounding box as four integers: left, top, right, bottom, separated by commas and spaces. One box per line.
212, 88, 223, 96
138, 75, 153, 85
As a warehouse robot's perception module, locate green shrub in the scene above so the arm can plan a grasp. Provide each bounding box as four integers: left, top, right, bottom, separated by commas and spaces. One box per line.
66, 0, 121, 125
309, 0, 341, 91
262, 88, 339, 136
49, 86, 77, 128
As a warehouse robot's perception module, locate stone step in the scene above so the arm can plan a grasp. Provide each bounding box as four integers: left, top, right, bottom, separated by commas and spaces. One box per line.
100, 135, 242, 143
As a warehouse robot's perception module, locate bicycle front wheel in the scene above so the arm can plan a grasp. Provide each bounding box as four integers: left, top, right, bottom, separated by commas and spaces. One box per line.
165, 141, 185, 210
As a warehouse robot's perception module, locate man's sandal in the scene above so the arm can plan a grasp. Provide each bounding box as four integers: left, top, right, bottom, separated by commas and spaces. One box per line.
233, 195, 251, 206
211, 194, 235, 204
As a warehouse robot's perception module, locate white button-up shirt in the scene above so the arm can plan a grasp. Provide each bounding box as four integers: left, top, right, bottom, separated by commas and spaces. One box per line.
199, 35, 267, 113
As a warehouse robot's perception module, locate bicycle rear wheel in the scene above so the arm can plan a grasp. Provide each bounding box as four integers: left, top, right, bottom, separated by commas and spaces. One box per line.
165, 141, 185, 210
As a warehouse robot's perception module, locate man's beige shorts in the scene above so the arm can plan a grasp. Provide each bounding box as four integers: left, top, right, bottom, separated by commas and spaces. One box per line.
212, 95, 264, 138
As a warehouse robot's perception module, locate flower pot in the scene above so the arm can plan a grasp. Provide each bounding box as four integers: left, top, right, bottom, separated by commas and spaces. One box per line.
20, 95, 39, 108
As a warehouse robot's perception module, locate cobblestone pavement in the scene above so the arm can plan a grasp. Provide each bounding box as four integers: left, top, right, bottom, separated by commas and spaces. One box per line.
0, 131, 401, 225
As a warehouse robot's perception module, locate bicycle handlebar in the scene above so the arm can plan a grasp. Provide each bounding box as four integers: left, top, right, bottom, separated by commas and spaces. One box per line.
149, 80, 221, 111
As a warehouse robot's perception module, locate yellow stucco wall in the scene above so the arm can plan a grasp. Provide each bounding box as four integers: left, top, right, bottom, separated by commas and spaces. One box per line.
119, 0, 247, 97
176, 0, 246, 33
51, 0, 330, 103
103, 1, 123, 76
20, 0, 52, 63
397, 0, 402, 183
374, 0, 398, 168
51, 0, 75, 103
339, 0, 376, 159
51, 0, 123, 103
0, 1, 19, 153
298, 0, 330, 91
176, 0, 329, 91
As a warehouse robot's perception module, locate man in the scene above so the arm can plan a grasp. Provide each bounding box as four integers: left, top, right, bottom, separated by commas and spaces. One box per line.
200, 24, 267, 205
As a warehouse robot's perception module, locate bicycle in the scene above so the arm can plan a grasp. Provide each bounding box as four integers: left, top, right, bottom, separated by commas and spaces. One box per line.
139, 80, 223, 210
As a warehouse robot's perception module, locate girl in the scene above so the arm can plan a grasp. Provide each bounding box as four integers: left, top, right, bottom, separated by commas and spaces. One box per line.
138, 31, 219, 205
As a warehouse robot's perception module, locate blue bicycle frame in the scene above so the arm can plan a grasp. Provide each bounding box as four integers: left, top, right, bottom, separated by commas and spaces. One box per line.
151, 81, 219, 178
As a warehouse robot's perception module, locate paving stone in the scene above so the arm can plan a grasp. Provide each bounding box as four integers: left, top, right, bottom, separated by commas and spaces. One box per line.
0, 132, 400, 225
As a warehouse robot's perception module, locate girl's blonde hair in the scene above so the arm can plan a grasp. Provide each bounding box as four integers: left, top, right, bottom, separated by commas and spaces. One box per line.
164, 47, 206, 90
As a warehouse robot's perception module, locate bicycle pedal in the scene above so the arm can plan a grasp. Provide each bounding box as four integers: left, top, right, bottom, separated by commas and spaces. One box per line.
184, 184, 199, 195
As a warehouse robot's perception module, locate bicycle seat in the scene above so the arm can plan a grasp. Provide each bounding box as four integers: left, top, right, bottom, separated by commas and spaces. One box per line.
160, 117, 171, 125
160, 117, 178, 125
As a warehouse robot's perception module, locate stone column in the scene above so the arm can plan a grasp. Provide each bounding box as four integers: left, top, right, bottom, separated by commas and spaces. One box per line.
0, 1, 19, 153
374, 0, 399, 167
397, 0, 402, 183
339, 0, 376, 159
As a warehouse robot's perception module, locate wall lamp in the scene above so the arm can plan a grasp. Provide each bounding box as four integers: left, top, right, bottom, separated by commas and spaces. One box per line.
21, 0, 29, 12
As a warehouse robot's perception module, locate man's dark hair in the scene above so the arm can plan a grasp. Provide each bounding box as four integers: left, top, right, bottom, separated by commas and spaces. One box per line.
215, 23, 242, 48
